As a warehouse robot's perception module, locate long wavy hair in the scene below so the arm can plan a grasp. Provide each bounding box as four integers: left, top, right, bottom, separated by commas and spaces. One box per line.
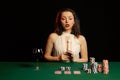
54, 8, 81, 38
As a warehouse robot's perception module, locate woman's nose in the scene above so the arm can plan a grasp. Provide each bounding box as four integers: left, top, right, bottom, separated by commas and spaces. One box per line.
65, 19, 68, 23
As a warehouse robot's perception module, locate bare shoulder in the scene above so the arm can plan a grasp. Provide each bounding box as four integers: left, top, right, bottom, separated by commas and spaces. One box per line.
49, 33, 58, 38
48, 33, 59, 42
78, 35, 87, 42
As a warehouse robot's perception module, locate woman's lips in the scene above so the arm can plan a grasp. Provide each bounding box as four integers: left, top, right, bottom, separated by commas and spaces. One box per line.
65, 24, 70, 27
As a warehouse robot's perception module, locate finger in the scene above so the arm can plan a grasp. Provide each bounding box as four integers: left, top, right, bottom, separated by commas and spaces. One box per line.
66, 51, 73, 55
63, 52, 67, 55
67, 50, 72, 53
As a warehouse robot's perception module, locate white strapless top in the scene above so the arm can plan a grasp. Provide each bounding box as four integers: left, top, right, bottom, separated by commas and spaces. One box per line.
53, 32, 81, 59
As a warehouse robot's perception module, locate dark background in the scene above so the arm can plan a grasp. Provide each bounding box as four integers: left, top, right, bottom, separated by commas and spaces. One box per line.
0, 0, 119, 62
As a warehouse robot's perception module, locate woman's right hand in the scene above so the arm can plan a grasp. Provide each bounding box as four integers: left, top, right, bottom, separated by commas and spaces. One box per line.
61, 52, 70, 61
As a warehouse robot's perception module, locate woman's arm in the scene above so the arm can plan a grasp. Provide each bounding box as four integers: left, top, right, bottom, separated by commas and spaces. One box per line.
44, 33, 61, 61
73, 35, 88, 62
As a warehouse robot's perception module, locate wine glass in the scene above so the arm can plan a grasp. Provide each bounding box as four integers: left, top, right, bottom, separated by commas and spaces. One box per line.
32, 48, 43, 70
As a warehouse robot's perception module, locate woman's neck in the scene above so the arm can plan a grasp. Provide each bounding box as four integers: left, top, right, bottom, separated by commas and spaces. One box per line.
63, 30, 71, 34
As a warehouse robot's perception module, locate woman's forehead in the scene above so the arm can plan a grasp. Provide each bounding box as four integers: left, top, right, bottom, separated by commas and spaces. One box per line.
61, 11, 74, 17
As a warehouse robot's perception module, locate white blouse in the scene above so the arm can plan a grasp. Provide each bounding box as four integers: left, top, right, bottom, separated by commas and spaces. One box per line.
53, 32, 81, 59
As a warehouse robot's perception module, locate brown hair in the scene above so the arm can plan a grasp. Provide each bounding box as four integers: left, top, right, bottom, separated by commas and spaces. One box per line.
54, 8, 81, 38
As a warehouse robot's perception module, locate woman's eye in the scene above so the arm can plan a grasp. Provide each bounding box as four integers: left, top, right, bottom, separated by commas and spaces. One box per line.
69, 18, 73, 20
61, 18, 65, 20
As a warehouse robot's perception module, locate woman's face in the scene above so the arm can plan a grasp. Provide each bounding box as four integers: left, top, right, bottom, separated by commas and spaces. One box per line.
60, 11, 75, 32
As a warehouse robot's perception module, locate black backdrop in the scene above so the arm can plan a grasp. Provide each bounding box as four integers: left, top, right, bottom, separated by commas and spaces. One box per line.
0, 0, 119, 62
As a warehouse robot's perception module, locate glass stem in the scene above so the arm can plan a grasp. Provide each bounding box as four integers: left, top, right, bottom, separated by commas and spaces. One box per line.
36, 58, 39, 66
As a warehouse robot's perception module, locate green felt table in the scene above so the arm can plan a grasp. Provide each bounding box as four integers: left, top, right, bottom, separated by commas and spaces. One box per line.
0, 61, 120, 80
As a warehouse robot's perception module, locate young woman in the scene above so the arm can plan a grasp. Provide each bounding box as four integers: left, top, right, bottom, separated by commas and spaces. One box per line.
44, 8, 88, 62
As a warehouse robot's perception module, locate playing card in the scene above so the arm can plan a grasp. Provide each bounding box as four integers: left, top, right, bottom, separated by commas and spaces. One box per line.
73, 71, 81, 74
54, 70, 62, 74
64, 71, 71, 74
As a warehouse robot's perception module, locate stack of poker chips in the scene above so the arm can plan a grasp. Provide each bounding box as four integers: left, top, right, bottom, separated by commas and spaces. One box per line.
97, 64, 102, 72
60, 66, 65, 71
103, 59, 109, 74
92, 62, 98, 74
82, 63, 92, 73
82, 63, 88, 71
60, 66, 71, 71
90, 57, 95, 70
90, 57, 98, 74
82, 57, 109, 74
60, 66, 72, 74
